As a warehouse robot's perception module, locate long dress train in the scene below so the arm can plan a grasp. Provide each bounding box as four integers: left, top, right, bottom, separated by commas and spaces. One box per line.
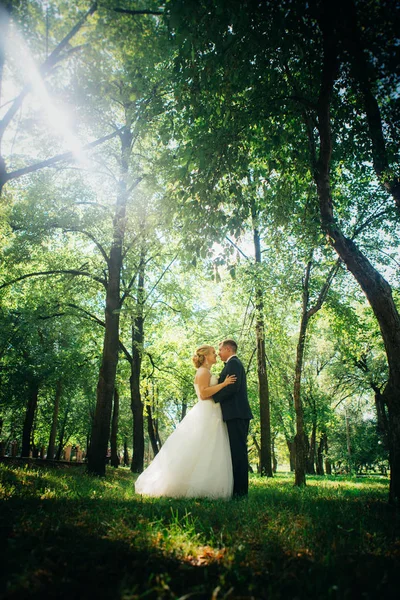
134, 374, 233, 499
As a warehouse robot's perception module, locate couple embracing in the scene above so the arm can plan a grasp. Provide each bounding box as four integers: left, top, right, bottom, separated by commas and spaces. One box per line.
135, 339, 253, 500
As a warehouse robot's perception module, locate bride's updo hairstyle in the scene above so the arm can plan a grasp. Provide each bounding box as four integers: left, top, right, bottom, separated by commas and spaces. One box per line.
192, 345, 213, 369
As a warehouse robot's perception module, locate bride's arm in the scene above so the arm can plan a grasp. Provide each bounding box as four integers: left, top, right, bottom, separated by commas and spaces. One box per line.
196, 368, 236, 400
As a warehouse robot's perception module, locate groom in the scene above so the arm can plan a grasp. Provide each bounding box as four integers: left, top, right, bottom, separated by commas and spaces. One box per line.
213, 339, 253, 497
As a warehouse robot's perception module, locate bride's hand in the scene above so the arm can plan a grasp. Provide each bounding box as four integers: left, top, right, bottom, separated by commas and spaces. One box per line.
223, 374, 237, 386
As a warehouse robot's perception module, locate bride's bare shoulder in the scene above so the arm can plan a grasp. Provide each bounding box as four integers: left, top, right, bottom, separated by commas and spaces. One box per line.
194, 367, 210, 383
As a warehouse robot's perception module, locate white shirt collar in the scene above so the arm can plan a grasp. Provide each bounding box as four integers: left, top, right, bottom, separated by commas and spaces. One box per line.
226, 354, 236, 363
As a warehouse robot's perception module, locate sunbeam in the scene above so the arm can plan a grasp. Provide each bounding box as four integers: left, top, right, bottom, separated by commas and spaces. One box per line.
1, 8, 89, 169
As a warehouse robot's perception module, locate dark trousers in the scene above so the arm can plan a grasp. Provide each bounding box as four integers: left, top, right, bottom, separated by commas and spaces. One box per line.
226, 419, 250, 496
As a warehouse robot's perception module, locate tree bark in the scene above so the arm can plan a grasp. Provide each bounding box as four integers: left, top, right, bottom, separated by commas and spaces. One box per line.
147, 402, 160, 457
312, 4, 400, 502
46, 378, 62, 460
307, 421, 317, 475
123, 439, 129, 466
373, 385, 390, 450
88, 125, 132, 476
316, 433, 326, 476
21, 381, 39, 457
251, 200, 273, 477
345, 410, 352, 473
110, 387, 120, 468
181, 397, 188, 421
287, 439, 295, 471
294, 251, 340, 487
56, 403, 69, 461
338, 0, 400, 209
293, 260, 312, 487
130, 247, 146, 473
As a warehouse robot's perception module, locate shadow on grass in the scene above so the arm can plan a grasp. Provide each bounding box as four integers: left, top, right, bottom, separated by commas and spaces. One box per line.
1, 493, 399, 600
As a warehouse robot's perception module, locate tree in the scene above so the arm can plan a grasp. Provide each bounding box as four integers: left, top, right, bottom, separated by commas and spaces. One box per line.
166, 0, 400, 501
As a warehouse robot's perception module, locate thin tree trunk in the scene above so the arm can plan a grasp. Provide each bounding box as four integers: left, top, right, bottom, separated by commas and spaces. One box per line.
373, 385, 389, 449
293, 256, 340, 486
293, 264, 310, 487
345, 410, 352, 473
110, 387, 120, 468
252, 435, 261, 473
181, 397, 188, 421
21, 381, 39, 457
46, 378, 62, 460
89, 125, 132, 476
123, 439, 129, 466
312, 5, 400, 501
131, 247, 146, 473
56, 402, 70, 461
316, 433, 326, 475
287, 439, 295, 471
307, 421, 317, 475
271, 434, 278, 473
251, 200, 273, 477
147, 403, 159, 457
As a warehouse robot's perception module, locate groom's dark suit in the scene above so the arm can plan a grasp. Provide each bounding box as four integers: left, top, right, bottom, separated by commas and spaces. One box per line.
213, 355, 253, 496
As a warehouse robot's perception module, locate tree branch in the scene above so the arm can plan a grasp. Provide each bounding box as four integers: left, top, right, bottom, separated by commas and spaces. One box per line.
63, 228, 110, 265
0, 3, 98, 140
308, 257, 341, 318
144, 255, 177, 304
0, 269, 107, 291
113, 8, 164, 16
2, 129, 121, 186
65, 303, 105, 328
225, 236, 250, 260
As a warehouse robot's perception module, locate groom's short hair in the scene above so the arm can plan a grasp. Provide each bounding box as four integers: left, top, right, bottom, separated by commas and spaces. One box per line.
221, 339, 237, 353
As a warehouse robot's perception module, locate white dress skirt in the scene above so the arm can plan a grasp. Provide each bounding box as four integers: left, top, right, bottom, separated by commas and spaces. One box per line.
135, 375, 233, 499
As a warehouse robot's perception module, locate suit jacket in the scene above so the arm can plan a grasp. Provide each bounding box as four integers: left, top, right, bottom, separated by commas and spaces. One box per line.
213, 355, 253, 421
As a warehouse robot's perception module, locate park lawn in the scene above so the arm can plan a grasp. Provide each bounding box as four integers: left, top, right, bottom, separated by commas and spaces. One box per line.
0, 463, 399, 599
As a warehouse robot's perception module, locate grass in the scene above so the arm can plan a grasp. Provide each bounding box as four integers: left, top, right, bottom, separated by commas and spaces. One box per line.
0, 463, 399, 599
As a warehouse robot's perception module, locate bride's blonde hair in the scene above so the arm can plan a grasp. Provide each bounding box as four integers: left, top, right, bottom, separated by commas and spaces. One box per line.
192, 345, 213, 369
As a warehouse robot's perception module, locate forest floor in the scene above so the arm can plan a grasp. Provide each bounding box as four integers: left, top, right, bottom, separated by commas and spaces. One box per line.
0, 463, 399, 600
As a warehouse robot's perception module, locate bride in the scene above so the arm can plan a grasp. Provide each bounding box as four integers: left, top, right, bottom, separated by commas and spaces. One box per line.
134, 345, 236, 499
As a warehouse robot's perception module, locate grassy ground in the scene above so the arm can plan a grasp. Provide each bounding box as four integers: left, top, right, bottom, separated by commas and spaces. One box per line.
0, 463, 399, 599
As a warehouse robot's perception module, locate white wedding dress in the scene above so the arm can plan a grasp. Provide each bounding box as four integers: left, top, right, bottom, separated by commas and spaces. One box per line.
135, 373, 233, 499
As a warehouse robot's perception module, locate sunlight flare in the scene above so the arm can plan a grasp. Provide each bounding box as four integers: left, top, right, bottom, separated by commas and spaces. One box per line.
2, 13, 89, 167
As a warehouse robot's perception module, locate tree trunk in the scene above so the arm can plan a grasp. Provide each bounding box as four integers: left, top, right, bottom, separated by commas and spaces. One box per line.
316, 433, 326, 476
123, 439, 129, 466
55, 403, 69, 461
181, 398, 188, 421
373, 385, 389, 450
88, 126, 132, 476
46, 378, 62, 460
131, 247, 146, 473
21, 381, 39, 457
251, 201, 273, 477
147, 403, 159, 457
293, 276, 310, 487
307, 421, 317, 475
287, 439, 295, 471
110, 387, 120, 468
313, 0, 400, 503
252, 435, 261, 473
271, 434, 278, 473
345, 410, 352, 473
